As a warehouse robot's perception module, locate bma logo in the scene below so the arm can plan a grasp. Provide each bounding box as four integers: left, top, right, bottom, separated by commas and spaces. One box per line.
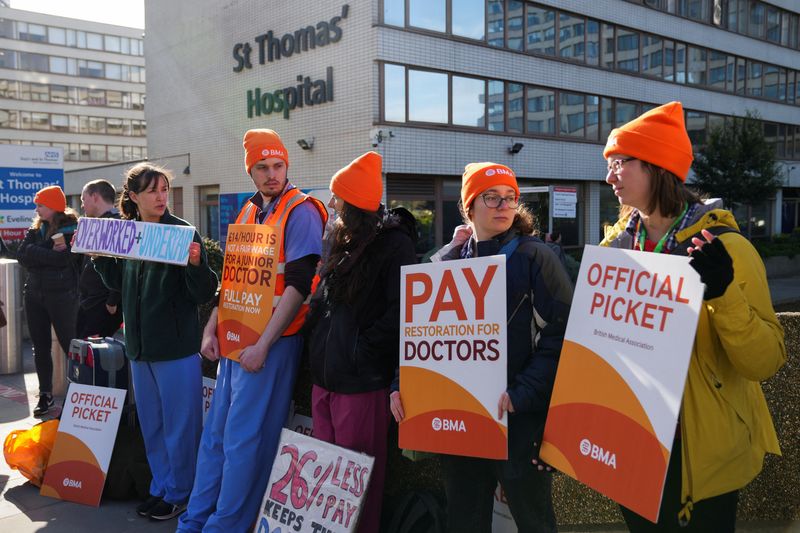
484, 167, 513, 178
431, 417, 466, 432
261, 148, 285, 158
579, 438, 617, 469
62, 477, 82, 488
44, 151, 59, 158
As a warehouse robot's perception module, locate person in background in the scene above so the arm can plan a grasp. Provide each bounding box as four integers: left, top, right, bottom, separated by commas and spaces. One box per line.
76, 179, 123, 338
93, 163, 218, 521
392, 162, 572, 533
179, 129, 326, 533
17, 185, 80, 417
306, 152, 417, 533
600, 101, 785, 532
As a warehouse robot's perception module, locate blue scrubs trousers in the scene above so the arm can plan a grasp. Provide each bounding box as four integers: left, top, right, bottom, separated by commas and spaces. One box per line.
130, 354, 202, 506
178, 335, 302, 533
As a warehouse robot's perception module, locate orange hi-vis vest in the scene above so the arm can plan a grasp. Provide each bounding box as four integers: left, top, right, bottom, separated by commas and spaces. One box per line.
234, 187, 327, 336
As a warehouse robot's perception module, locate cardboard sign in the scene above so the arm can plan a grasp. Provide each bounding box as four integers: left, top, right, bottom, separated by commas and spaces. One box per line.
71, 217, 195, 265
492, 484, 517, 533
399, 256, 508, 460
202, 377, 216, 425
540, 245, 703, 522
257, 429, 374, 533
40, 383, 127, 506
216, 224, 281, 361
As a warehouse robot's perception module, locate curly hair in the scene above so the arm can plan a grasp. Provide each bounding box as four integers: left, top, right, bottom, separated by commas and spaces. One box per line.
118, 162, 172, 220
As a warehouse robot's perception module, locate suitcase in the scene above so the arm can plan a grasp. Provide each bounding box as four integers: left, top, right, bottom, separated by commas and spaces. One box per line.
67, 337, 136, 426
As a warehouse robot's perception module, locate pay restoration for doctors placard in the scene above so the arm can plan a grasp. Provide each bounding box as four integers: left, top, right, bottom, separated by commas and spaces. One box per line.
399, 256, 508, 460
540, 245, 703, 523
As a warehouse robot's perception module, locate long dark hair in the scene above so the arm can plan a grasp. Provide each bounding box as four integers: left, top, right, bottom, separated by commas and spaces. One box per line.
118, 162, 172, 220
322, 202, 384, 305
619, 162, 702, 219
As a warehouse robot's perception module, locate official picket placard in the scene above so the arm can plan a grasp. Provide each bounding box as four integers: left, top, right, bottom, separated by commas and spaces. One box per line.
71, 217, 195, 265
0, 145, 63, 240
40, 383, 127, 506
217, 224, 281, 361
202, 377, 216, 425
257, 429, 374, 532
399, 256, 508, 460
540, 245, 703, 522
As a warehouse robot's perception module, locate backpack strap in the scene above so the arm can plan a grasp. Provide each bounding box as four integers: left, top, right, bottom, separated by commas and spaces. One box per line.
670, 226, 740, 257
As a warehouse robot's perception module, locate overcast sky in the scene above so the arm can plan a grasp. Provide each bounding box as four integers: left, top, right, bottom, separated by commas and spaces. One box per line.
10, 0, 144, 29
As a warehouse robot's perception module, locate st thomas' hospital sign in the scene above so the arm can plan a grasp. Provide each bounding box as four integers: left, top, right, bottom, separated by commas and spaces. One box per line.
231, 5, 349, 120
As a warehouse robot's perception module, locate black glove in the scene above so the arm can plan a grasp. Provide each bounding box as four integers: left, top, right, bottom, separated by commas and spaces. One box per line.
689, 237, 733, 300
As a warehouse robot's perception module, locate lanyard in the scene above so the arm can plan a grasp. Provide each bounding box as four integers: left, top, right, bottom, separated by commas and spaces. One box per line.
636, 203, 688, 253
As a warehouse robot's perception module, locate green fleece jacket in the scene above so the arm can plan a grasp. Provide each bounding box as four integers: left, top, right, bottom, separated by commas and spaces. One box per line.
93, 211, 218, 361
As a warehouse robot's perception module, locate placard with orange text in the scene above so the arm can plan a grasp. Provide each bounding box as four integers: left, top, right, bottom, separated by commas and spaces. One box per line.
399, 256, 507, 459
217, 224, 281, 361
540, 245, 703, 523
40, 383, 127, 506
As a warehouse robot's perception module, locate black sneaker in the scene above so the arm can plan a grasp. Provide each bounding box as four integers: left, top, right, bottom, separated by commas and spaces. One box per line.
148, 500, 187, 521
136, 495, 162, 517
33, 394, 54, 417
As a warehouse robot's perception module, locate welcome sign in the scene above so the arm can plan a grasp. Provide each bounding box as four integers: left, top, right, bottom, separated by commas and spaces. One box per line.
40, 384, 127, 506
71, 217, 195, 265
540, 245, 703, 522
399, 256, 508, 459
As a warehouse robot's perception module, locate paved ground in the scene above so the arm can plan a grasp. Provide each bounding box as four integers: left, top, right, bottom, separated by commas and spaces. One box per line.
1, 273, 799, 532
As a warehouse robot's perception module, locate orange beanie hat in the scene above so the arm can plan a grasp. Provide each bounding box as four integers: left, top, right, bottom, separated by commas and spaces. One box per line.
243, 129, 289, 174
603, 101, 694, 181
34, 185, 66, 213
330, 151, 383, 212
461, 162, 519, 210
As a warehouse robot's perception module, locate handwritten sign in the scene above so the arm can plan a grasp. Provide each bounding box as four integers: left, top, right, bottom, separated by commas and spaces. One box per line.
541, 245, 703, 522
217, 224, 281, 361
399, 256, 508, 459
40, 383, 127, 506
71, 217, 195, 265
257, 429, 374, 532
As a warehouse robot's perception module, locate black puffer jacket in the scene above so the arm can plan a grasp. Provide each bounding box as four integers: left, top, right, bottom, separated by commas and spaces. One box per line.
18, 219, 81, 293
78, 210, 122, 310
432, 230, 573, 467
307, 209, 418, 393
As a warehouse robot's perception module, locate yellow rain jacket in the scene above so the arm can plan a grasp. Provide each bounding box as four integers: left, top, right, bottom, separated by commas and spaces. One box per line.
601, 205, 785, 522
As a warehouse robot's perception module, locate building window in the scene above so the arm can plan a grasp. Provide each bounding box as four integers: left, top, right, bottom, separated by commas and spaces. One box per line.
559, 92, 585, 138
452, 76, 485, 127
18, 52, 48, 72
48, 26, 66, 45
384, 0, 405, 27
408, 69, 448, 123
18, 22, 47, 42
452, 0, 485, 40
170, 187, 184, 218
526, 87, 555, 135
526, 5, 555, 56
384, 64, 406, 122
686, 46, 707, 85
487, 80, 504, 132
508, 82, 524, 133
487, 0, 504, 47
586, 19, 600, 66
641, 34, 663, 78
616, 28, 640, 72
199, 186, 220, 241
409, 0, 445, 32
559, 12, 585, 62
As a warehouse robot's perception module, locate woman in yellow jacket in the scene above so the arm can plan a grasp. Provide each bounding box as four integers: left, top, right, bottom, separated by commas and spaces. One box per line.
599, 101, 785, 531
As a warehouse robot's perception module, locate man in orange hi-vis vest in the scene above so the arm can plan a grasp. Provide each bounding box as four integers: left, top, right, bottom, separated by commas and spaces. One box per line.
179, 129, 327, 533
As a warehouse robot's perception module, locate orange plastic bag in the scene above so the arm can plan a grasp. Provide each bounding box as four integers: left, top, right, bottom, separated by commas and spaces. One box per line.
3, 419, 59, 487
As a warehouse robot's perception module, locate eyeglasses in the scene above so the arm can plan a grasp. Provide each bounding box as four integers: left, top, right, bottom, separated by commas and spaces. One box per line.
607, 157, 637, 173
480, 194, 519, 209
